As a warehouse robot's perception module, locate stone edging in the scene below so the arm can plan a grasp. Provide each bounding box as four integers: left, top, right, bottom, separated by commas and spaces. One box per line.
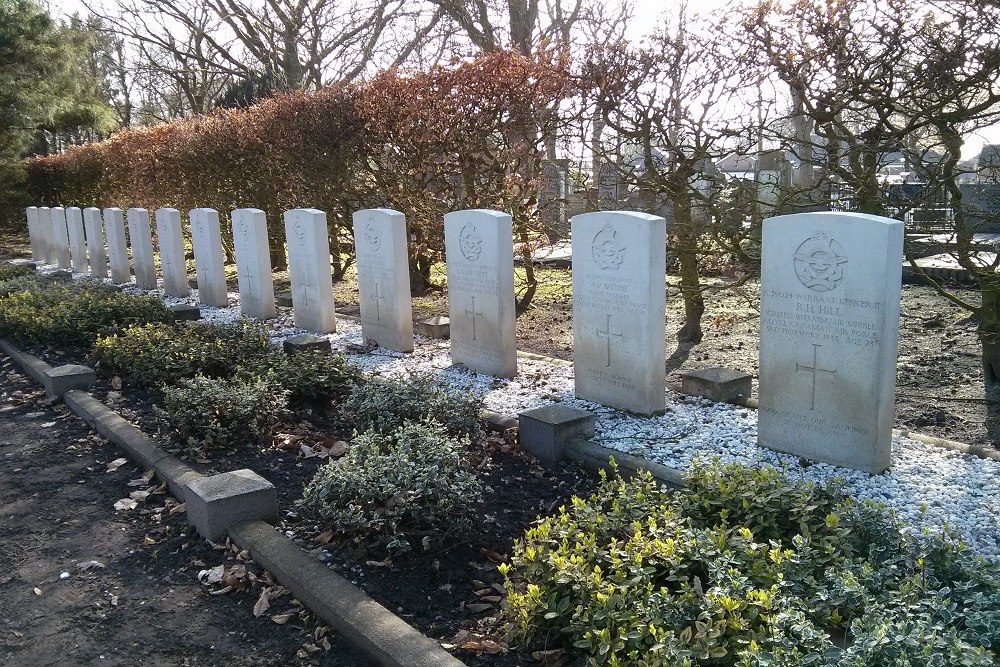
0, 338, 465, 667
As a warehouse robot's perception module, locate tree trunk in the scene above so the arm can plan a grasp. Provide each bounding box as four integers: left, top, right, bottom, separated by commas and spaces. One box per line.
514, 212, 537, 316
673, 193, 704, 343
979, 287, 1000, 441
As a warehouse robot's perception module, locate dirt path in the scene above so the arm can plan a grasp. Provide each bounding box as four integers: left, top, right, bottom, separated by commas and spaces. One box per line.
0, 354, 371, 667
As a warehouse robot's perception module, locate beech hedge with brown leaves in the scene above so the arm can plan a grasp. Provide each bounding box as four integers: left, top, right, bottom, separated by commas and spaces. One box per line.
25, 51, 570, 279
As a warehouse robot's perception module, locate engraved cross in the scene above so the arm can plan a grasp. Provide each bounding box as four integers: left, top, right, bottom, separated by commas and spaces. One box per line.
796, 343, 837, 410
465, 296, 484, 341
596, 314, 623, 367
370, 281, 386, 322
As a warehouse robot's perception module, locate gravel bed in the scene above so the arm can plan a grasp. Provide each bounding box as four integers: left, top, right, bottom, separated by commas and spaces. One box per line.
37, 266, 1000, 562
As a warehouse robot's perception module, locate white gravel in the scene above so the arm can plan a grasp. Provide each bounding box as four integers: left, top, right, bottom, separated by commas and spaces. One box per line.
45, 266, 1000, 562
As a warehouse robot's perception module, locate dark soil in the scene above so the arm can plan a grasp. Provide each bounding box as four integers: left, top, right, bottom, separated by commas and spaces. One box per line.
0, 354, 373, 667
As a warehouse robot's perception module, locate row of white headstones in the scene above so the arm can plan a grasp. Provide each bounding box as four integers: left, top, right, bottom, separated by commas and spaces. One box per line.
24, 205, 903, 474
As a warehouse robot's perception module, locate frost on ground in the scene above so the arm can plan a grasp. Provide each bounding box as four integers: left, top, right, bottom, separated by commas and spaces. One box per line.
55, 269, 1000, 562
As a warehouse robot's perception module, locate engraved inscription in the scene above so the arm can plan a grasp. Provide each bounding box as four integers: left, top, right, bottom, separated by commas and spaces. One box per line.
595, 314, 622, 367
793, 233, 848, 291
365, 223, 381, 251
459, 224, 482, 262
591, 224, 625, 271
796, 343, 836, 410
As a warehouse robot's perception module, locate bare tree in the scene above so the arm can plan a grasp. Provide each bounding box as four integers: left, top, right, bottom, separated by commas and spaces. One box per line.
587, 5, 760, 343
744, 0, 1000, 439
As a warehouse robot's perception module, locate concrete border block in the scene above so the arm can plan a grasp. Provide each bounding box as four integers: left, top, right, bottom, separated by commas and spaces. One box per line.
518, 404, 594, 463
680, 367, 753, 405
185, 469, 278, 542
43, 364, 96, 399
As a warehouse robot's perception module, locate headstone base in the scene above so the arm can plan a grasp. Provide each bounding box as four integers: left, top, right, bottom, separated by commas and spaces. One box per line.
185, 469, 278, 542
681, 367, 753, 405
415, 316, 450, 339
518, 404, 594, 464
283, 334, 332, 355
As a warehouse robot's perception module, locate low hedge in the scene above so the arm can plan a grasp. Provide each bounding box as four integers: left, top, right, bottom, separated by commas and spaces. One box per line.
502, 460, 999, 666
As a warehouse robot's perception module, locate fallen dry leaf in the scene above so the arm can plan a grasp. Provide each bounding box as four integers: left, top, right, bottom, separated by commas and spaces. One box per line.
113, 498, 138, 511
314, 528, 334, 545
465, 603, 493, 613
271, 611, 296, 624
197, 564, 225, 585
253, 588, 271, 617
77, 560, 105, 571
443, 629, 506, 655
130, 490, 151, 502
106, 458, 128, 473
168, 503, 186, 515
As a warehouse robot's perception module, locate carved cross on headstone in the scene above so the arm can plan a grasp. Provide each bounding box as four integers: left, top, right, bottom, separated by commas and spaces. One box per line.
596, 314, 623, 367
371, 281, 385, 322
465, 296, 484, 341
796, 343, 837, 410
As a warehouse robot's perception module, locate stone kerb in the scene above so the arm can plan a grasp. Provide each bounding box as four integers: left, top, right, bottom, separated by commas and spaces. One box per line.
37, 207, 55, 265
26, 207, 43, 262
283, 208, 336, 334
232, 208, 276, 320
83, 208, 108, 278
51, 206, 72, 269
758, 211, 903, 474
127, 208, 157, 290
104, 207, 132, 284
571, 211, 667, 415
155, 208, 189, 297
189, 208, 229, 308
444, 209, 517, 378
352, 208, 413, 352
65, 207, 88, 273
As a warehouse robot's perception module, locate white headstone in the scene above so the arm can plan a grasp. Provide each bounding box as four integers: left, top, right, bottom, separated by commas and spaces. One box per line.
155, 208, 189, 297
104, 207, 131, 284
127, 208, 157, 290
352, 208, 413, 352
189, 208, 229, 308
571, 211, 666, 415
65, 207, 88, 273
758, 211, 903, 474
231, 209, 276, 320
283, 209, 336, 333
37, 207, 55, 265
83, 208, 107, 278
26, 207, 43, 262
444, 209, 517, 378
51, 207, 71, 269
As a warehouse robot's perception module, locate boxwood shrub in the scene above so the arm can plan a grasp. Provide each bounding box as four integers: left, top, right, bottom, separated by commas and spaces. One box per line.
501, 460, 999, 666
160, 373, 287, 452
0, 280, 171, 348
90, 321, 273, 388
341, 373, 484, 440
301, 420, 486, 553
